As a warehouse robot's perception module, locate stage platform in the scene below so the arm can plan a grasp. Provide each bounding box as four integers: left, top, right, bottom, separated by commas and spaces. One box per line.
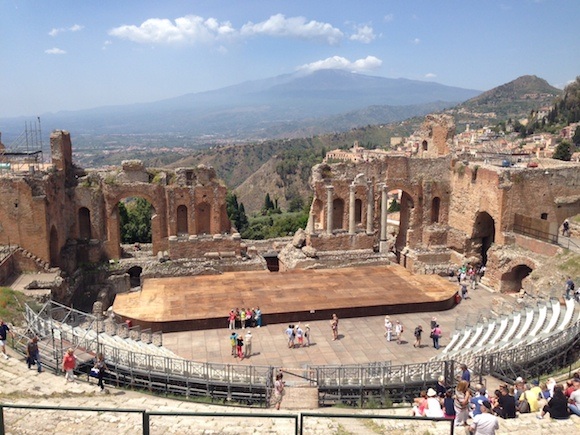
113, 265, 459, 332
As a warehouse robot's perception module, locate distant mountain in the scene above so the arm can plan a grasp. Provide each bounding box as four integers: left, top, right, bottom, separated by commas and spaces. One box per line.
450, 75, 562, 125
0, 69, 480, 141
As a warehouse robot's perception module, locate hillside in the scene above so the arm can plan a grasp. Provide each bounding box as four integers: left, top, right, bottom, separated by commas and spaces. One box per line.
446, 75, 561, 129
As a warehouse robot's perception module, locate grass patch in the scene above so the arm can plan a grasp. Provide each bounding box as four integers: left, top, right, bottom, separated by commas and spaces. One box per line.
0, 287, 38, 326
556, 252, 580, 278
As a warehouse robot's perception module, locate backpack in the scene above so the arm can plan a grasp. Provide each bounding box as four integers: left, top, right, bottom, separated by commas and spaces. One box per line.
571, 282, 575, 290
517, 393, 530, 414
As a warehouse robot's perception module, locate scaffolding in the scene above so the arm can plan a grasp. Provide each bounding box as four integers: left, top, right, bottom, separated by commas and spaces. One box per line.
0, 117, 44, 173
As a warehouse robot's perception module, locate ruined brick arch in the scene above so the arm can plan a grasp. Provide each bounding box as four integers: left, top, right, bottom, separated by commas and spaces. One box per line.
176, 205, 188, 235
471, 211, 496, 265
196, 201, 211, 235
431, 197, 441, 223
332, 197, 345, 230
498, 258, 535, 293
312, 199, 324, 230
354, 198, 363, 224
78, 207, 91, 240
385, 185, 417, 251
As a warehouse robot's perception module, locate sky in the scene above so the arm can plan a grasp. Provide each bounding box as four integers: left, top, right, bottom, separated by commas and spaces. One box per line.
1, 0, 579, 118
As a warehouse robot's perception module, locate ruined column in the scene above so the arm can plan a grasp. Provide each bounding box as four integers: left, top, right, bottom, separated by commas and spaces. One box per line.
326, 185, 334, 235
380, 184, 388, 241
348, 184, 356, 235
366, 181, 374, 234
306, 209, 315, 235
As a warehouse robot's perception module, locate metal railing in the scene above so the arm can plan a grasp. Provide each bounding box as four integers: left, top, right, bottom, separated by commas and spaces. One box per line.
513, 223, 558, 244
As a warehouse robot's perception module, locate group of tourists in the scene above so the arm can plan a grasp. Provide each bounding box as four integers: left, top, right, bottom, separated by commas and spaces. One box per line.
285, 323, 311, 348
383, 316, 404, 344
229, 329, 253, 359
413, 368, 580, 434
227, 307, 262, 330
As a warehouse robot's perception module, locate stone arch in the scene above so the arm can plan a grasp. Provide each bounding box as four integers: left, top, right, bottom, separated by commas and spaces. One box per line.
332, 198, 345, 230
177, 205, 188, 235
422, 140, 428, 151
431, 197, 441, 223
127, 266, 143, 289
49, 225, 59, 267
197, 201, 211, 235
472, 211, 495, 265
355, 198, 363, 224
78, 207, 92, 240
500, 264, 533, 293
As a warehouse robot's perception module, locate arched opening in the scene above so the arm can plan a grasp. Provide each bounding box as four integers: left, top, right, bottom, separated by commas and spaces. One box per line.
473, 211, 495, 265
431, 197, 441, 223
355, 198, 362, 224
197, 201, 211, 235
78, 207, 91, 240
422, 140, 428, 151
49, 226, 59, 267
127, 266, 143, 289
313, 199, 324, 230
500, 264, 533, 293
118, 197, 153, 244
177, 205, 188, 235
332, 198, 345, 230
393, 190, 414, 253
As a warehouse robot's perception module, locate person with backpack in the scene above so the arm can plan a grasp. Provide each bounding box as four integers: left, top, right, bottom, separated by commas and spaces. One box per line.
566, 277, 575, 300
413, 325, 423, 348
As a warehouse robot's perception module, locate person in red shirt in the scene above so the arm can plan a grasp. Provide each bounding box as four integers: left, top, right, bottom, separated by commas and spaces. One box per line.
62, 348, 77, 383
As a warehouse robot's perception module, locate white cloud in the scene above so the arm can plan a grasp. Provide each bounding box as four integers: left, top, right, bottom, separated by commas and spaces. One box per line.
102, 40, 112, 50
109, 15, 236, 44
384, 14, 394, 22
241, 14, 343, 45
349, 25, 375, 44
45, 47, 66, 55
297, 55, 382, 73
412, 38, 421, 45
49, 24, 84, 37
425, 73, 437, 79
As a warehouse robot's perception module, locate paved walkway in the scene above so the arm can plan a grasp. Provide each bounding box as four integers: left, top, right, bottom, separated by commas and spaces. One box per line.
162, 281, 516, 369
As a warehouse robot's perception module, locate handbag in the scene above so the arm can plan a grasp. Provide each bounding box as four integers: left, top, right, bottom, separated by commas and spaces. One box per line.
90, 367, 100, 378
517, 392, 530, 413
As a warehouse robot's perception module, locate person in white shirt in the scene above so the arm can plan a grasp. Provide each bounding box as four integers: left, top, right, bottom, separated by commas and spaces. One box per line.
468, 400, 499, 435
424, 388, 444, 418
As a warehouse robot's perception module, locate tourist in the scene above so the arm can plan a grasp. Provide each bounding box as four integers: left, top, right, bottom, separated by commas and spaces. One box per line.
228, 309, 236, 330
565, 276, 575, 300
236, 334, 244, 359
493, 385, 516, 419
94, 353, 108, 392
304, 324, 311, 346
395, 320, 404, 344
26, 336, 42, 373
412, 390, 428, 416
0, 319, 12, 360
273, 372, 285, 410
244, 330, 252, 358
435, 375, 447, 398
522, 379, 542, 413
240, 308, 247, 329
443, 389, 456, 420
562, 219, 570, 236
453, 380, 471, 427
430, 316, 437, 330
461, 282, 469, 299
285, 324, 295, 348
424, 388, 444, 418
413, 325, 422, 348
569, 379, 580, 416
229, 331, 238, 357
460, 363, 471, 385
62, 347, 77, 383
295, 324, 304, 347
468, 400, 499, 434
330, 314, 339, 341
469, 387, 488, 418
254, 307, 262, 328
246, 308, 253, 327
537, 384, 569, 419
384, 315, 393, 341
431, 324, 442, 349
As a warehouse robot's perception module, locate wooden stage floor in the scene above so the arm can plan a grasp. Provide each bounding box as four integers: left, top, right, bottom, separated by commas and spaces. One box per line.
113, 265, 458, 332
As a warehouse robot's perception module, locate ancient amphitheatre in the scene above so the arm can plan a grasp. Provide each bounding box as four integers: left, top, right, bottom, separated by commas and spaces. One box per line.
1, 114, 580, 431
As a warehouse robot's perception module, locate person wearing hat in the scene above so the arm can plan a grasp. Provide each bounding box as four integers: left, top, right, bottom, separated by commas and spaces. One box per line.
468, 400, 499, 434
424, 388, 444, 418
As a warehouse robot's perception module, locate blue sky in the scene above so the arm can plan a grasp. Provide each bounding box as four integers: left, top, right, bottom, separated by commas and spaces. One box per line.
1, 0, 579, 118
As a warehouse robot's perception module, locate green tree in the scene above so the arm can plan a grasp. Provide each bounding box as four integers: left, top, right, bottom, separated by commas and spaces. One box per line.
119, 197, 152, 243
553, 140, 572, 161
226, 192, 249, 233
572, 126, 580, 146
388, 198, 401, 213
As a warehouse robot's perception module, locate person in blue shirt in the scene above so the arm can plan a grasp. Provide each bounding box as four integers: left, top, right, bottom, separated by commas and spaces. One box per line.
460, 363, 471, 384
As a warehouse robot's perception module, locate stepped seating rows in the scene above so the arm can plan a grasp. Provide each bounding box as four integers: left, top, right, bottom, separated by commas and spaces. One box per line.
434, 297, 579, 367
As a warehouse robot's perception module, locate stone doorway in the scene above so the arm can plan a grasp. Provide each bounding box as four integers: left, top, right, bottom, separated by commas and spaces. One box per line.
472, 211, 495, 265
128, 266, 143, 289
395, 191, 414, 252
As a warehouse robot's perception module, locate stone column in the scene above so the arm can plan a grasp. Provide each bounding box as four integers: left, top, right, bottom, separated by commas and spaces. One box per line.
380, 184, 388, 241
348, 184, 356, 235
366, 181, 374, 234
306, 210, 315, 234
326, 185, 334, 235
